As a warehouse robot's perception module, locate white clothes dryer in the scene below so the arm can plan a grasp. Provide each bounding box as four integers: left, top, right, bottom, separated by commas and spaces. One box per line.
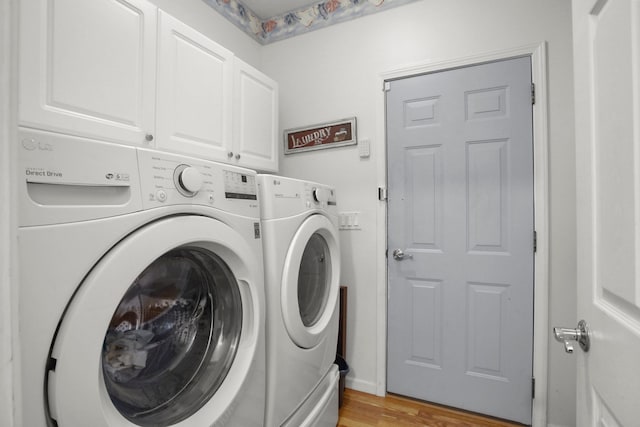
257, 175, 341, 427
16, 128, 266, 427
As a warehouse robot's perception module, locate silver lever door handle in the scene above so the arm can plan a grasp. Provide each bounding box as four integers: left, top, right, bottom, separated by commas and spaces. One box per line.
553, 320, 590, 353
392, 249, 413, 261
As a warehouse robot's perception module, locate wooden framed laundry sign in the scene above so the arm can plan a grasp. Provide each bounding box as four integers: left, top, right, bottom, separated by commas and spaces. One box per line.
284, 117, 357, 154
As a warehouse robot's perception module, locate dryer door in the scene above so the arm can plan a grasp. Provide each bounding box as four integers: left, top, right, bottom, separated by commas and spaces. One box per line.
281, 214, 340, 349
47, 215, 263, 427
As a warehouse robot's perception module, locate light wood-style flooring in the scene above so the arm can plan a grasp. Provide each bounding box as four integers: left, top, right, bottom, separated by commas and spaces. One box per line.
338, 388, 524, 427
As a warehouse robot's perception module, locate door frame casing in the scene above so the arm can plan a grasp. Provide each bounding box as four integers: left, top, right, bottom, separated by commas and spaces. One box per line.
374, 42, 549, 427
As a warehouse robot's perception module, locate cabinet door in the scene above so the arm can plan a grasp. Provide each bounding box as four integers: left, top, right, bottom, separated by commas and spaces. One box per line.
233, 59, 279, 172
156, 11, 234, 161
19, 0, 157, 145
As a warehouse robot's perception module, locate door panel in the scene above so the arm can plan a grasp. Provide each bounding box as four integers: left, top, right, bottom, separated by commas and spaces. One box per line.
467, 139, 509, 252
573, 0, 640, 425
386, 57, 534, 424
406, 146, 443, 249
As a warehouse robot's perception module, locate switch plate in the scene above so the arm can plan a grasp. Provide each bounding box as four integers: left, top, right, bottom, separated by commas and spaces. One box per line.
338, 211, 361, 230
358, 138, 370, 158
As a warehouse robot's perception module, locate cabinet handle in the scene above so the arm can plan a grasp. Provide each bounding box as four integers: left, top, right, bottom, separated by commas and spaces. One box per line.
145, 134, 154, 142
235, 153, 241, 160
227, 152, 234, 158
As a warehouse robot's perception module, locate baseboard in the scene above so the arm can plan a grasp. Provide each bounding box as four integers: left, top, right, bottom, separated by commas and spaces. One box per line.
344, 377, 378, 395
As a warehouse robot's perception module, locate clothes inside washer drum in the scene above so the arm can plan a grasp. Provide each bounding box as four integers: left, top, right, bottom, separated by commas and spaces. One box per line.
101, 247, 242, 426
103, 296, 205, 383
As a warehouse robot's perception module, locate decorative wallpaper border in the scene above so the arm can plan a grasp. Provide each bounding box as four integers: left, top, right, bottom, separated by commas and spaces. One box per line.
202, 0, 420, 44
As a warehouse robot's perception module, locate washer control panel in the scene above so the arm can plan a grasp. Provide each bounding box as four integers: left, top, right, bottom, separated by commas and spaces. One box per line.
174, 164, 204, 197
224, 170, 257, 200
17, 127, 143, 226
137, 148, 259, 216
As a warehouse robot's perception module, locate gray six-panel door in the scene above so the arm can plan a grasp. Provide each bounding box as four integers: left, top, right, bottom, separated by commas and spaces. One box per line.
386, 57, 534, 424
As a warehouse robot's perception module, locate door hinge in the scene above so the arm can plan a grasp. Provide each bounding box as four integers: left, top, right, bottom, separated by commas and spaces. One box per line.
531, 82, 536, 105
383, 81, 391, 92
378, 186, 388, 201
47, 357, 57, 372
533, 230, 537, 253
532, 377, 536, 399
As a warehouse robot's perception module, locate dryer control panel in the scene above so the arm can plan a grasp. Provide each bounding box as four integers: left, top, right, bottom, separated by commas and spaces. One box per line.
137, 148, 259, 218
257, 174, 337, 220
305, 182, 337, 208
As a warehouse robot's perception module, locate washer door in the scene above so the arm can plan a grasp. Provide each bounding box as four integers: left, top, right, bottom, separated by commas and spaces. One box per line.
281, 214, 340, 349
47, 215, 261, 427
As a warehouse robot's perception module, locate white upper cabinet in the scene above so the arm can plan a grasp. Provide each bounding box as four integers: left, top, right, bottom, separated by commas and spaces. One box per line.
155, 11, 234, 161
19, 0, 158, 146
232, 58, 279, 172
19, 0, 279, 171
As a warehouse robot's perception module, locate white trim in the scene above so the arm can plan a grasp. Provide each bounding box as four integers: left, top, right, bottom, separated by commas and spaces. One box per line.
344, 377, 378, 395
0, 0, 17, 426
375, 43, 550, 427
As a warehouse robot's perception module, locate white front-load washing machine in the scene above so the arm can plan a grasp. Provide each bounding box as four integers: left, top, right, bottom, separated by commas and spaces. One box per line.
16, 128, 266, 427
257, 175, 341, 427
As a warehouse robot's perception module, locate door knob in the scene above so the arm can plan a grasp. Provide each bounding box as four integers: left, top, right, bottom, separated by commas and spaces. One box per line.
553, 320, 590, 353
392, 249, 413, 261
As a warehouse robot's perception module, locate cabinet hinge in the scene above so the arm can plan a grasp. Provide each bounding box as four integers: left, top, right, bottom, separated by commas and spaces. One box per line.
533, 230, 537, 253
532, 377, 536, 399
378, 187, 388, 201
383, 81, 391, 92
531, 83, 536, 105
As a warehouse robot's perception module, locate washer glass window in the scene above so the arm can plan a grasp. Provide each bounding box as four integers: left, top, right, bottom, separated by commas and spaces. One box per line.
297, 233, 331, 327
102, 246, 242, 427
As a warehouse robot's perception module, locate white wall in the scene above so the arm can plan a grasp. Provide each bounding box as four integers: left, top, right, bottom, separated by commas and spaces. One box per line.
261, 1, 576, 426
148, 0, 262, 67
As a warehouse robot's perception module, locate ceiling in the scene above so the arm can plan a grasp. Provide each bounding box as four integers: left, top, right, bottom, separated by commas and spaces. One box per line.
241, 0, 315, 18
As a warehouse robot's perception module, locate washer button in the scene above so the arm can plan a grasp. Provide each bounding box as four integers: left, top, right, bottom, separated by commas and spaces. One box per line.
156, 190, 167, 202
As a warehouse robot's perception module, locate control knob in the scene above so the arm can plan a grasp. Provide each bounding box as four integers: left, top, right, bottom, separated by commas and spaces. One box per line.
312, 187, 329, 204
175, 165, 203, 196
